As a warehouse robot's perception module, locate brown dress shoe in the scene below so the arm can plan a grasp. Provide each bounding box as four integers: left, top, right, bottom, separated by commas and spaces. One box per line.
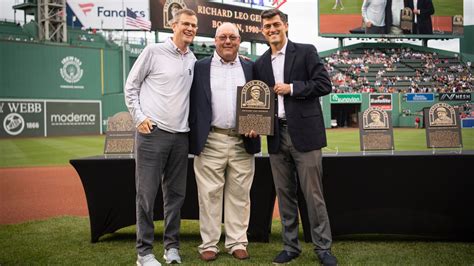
200, 251, 217, 261
232, 249, 249, 260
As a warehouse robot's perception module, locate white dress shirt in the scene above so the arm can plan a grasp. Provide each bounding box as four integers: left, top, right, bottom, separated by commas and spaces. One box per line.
391, 0, 405, 26
271, 39, 291, 119
414, 0, 418, 23
210, 51, 246, 129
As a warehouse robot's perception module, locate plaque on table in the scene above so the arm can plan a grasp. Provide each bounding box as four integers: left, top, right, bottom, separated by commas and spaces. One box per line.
359, 107, 394, 151
236, 80, 275, 135
452, 15, 464, 35
400, 7, 413, 32
424, 103, 462, 148
104, 112, 136, 154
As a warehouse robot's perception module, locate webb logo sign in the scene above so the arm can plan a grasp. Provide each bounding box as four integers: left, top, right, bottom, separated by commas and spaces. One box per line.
0, 101, 44, 137
0, 99, 102, 137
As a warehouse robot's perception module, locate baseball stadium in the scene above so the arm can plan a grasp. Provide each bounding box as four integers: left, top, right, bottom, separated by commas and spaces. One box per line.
1, 0, 473, 265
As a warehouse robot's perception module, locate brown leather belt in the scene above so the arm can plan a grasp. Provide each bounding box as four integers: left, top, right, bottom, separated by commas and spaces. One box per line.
210, 126, 240, 137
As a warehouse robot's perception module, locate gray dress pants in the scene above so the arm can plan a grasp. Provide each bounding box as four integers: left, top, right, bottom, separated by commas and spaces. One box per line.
269, 124, 333, 254
135, 127, 188, 256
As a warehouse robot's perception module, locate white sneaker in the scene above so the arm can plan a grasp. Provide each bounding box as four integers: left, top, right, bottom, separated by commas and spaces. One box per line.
163, 248, 182, 264
137, 254, 161, 266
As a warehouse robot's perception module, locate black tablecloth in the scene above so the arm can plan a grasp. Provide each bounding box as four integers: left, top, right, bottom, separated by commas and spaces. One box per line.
71, 151, 474, 242
70, 155, 275, 243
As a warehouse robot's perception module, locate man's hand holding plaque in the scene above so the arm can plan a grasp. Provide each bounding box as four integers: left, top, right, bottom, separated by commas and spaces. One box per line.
236, 80, 275, 136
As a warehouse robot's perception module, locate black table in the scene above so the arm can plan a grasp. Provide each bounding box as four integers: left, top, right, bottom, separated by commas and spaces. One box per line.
70, 155, 275, 243
71, 151, 474, 243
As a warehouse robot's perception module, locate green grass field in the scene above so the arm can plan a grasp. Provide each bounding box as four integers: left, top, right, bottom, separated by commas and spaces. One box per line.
1, 217, 473, 265
0, 128, 472, 167
319, 0, 463, 16
1, 129, 473, 264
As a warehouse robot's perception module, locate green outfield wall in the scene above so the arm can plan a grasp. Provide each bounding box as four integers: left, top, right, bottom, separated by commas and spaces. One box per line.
1, 38, 472, 136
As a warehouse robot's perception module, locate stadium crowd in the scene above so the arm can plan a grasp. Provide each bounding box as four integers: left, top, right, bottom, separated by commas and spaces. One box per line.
324, 48, 473, 94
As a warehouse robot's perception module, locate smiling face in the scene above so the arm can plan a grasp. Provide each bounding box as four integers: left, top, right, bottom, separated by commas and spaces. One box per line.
214, 23, 240, 62
261, 14, 288, 50
172, 13, 198, 49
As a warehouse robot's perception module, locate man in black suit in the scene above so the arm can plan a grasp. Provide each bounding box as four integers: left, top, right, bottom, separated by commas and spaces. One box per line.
189, 22, 260, 262
253, 8, 337, 266
404, 0, 434, 34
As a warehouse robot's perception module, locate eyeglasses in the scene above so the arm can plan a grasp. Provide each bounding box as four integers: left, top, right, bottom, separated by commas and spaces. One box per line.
216, 35, 240, 42
179, 21, 198, 29
262, 22, 283, 30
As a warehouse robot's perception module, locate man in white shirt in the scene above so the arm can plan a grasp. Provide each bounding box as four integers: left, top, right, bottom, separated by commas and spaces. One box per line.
385, 0, 405, 34
188, 22, 260, 262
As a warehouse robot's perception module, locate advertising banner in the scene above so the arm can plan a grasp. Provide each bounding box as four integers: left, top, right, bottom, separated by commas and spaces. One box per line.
66, 0, 150, 30
0, 100, 45, 137
150, 0, 266, 42
0, 99, 102, 137
439, 93, 471, 101
406, 93, 434, 102
330, 93, 362, 104
46, 101, 102, 136
369, 93, 392, 110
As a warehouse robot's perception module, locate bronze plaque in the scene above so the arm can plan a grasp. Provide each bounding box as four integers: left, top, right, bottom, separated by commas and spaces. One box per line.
362, 107, 389, 130
236, 80, 275, 136
359, 107, 394, 151
400, 8, 413, 32
428, 103, 457, 127
104, 132, 135, 154
104, 112, 136, 154
425, 103, 463, 148
452, 15, 464, 35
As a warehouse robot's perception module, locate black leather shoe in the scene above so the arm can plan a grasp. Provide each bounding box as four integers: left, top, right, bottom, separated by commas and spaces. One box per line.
272, 250, 299, 264
317, 250, 338, 266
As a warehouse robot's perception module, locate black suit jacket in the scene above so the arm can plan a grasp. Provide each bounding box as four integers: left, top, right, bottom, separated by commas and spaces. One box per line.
405, 0, 434, 34
254, 40, 332, 154
189, 56, 261, 155
385, 0, 393, 34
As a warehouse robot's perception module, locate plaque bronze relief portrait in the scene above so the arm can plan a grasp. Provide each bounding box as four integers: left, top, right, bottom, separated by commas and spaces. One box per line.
400, 7, 413, 32
424, 103, 462, 148
363, 107, 389, 130
359, 107, 394, 151
452, 15, 464, 35
242, 83, 270, 109
163, 0, 186, 29
236, 80, 275, 135
429, 103, 456, 127
104, 112, 136, 154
